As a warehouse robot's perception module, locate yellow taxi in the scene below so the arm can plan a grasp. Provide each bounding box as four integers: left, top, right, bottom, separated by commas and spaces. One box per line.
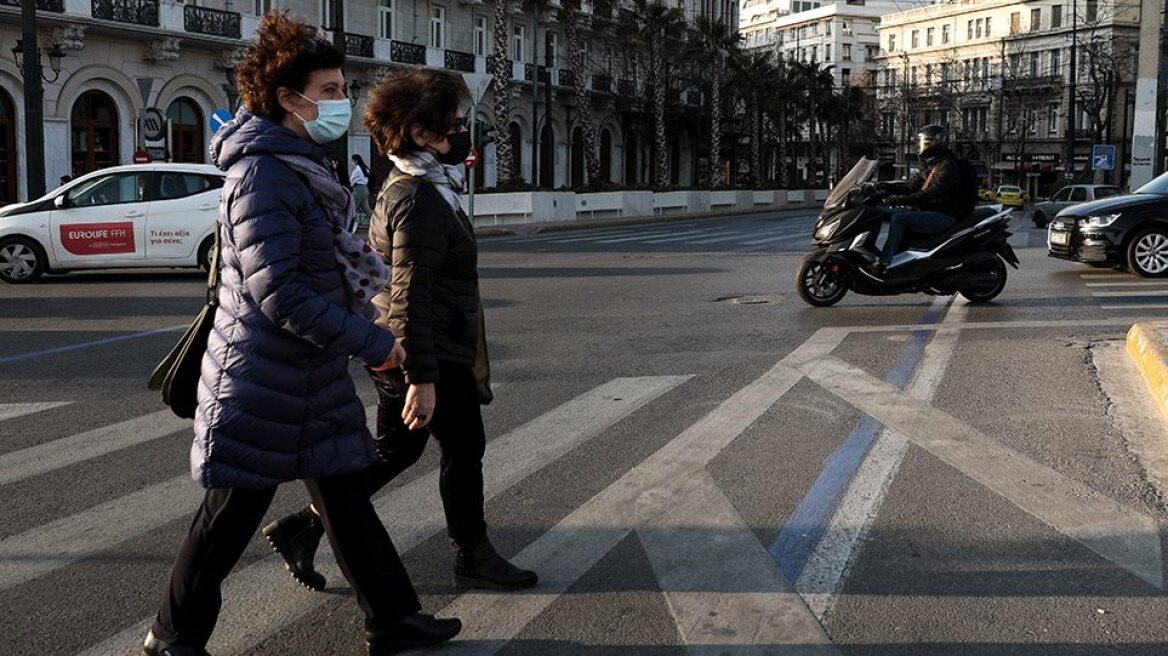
994, 185, 1028, 208
977, 187, 997, 201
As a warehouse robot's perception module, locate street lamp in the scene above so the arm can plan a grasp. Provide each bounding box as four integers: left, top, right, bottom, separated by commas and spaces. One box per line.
11, 40, 63, 83
347, 78, 362, 107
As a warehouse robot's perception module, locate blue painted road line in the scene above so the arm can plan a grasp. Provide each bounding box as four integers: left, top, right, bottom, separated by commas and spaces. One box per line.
770, 301, 947, 583
0, 325, 186, 366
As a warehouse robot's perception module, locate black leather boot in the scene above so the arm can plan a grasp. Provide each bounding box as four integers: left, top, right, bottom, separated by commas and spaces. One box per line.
142, 629, 211, 656
261, 508, 326, 591
366, 612, 462, 655
453, 540, 538, 590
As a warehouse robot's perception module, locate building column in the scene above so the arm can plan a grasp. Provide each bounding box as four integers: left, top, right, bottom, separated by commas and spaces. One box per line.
1130, 0, 1161, 188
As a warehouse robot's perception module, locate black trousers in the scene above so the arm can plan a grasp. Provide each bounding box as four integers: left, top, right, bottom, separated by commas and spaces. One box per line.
152, 470, 421, 648
369, 363, 488, 547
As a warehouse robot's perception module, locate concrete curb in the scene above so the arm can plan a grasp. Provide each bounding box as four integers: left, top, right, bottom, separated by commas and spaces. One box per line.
471, 206, 819, 238
1126, 322, 1168, 421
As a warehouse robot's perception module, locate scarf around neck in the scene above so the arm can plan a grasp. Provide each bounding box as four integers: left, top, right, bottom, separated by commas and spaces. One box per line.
273, 154, 389, 317
388, 151, 466, 215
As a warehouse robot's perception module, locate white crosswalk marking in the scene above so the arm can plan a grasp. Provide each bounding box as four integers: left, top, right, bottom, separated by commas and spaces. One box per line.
1093, 290, 1168, 297
0, 409, 189, 486
0, 402, 71, 424
80, 376, 690, 656
592, 229, 713, 244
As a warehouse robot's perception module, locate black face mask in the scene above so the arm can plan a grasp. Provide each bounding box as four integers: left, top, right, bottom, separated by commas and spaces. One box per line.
436, 131, 472, 166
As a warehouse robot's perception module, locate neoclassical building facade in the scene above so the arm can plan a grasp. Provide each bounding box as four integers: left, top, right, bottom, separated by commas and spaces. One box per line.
0, 0, 738, 203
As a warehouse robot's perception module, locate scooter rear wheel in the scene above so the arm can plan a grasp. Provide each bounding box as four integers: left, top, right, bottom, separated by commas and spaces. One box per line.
796, 255, 848, 307
959, 257, 1007, 303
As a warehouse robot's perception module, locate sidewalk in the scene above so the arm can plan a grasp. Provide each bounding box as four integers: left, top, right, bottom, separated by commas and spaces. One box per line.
1126, 322, 1168, 423
469, 206, 818, 238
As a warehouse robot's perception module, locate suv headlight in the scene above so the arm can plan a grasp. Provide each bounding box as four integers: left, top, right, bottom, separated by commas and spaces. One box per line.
1079, 214, 1121, 229
815, 219, 840, 240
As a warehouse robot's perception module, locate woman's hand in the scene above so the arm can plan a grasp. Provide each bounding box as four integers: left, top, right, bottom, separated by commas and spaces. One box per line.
370, 342, 406, 372
403, 382, 435, 430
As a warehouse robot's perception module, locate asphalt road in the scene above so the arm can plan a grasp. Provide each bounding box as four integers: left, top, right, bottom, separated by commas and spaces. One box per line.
2, 209, 1168, 655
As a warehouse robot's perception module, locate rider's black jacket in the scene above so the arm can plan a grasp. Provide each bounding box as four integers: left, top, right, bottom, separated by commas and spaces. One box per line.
883, 145, 972, 219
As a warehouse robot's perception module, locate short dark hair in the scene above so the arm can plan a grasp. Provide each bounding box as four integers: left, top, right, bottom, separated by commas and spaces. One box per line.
364, 68, 470, 156
236, 11, 345, 122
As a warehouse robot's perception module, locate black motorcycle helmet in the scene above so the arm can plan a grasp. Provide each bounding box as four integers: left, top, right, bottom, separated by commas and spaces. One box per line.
917, 124, 949, 155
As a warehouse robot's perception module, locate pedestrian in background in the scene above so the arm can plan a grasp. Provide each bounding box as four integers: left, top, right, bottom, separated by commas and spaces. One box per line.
351, 153, 373, 227
142, 13, 459, 656
263, 67, 537, 596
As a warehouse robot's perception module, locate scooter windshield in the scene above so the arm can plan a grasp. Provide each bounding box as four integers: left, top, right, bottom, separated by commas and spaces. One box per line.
824, 158, 879, 209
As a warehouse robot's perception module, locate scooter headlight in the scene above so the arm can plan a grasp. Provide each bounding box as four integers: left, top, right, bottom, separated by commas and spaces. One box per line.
1079, 213, 1121, 229
815, 219, 840, 241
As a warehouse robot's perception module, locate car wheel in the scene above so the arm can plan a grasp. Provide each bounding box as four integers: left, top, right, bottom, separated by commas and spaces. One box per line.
1032, 211, 1046, 228
1127, 227, 1168, 278
197, 236, 215, 272
0, 236, 47, 284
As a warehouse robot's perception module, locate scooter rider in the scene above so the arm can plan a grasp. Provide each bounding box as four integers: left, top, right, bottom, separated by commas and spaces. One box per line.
872, 124, 973, 268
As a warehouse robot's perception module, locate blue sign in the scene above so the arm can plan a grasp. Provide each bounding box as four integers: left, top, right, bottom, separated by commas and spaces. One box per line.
210, 109, 233, 134
1092, 144, 1116, 172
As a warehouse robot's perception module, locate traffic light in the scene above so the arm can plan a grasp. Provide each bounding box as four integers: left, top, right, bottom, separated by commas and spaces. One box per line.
476, 124, 496, 150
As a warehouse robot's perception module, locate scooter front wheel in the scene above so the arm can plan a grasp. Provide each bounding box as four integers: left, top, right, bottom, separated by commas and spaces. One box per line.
796, 254, 848, 307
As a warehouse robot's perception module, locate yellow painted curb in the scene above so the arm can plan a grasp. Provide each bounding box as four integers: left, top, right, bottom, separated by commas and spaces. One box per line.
1126, 322, 1168, 424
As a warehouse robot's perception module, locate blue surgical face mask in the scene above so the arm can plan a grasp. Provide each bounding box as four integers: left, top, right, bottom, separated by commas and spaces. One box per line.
293, 90, 351, 144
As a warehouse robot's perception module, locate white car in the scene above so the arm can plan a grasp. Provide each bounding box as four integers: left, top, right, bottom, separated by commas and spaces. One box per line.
0, 163, 224, 283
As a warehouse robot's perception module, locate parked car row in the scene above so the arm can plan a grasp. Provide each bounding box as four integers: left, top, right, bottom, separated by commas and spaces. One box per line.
0, 164, 224, 283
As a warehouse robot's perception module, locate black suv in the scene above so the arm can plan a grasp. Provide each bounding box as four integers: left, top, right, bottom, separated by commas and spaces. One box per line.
1048, 173, 1168, 277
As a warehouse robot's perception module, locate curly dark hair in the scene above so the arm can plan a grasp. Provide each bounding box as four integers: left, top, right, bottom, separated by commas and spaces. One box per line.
236, 11, 345, 122
364, 68, 470, 156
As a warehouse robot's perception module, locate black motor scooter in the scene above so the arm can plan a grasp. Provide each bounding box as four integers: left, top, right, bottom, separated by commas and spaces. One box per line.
796, 158, 1019, 307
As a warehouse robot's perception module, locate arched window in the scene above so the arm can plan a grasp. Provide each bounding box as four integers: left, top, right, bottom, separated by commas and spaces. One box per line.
0, 90, 15, 204
600, 129, 613, 183
167, 98, 205, 163
71, 90, 120, 175
570, 127, 584, 188
509, 122, 523, 182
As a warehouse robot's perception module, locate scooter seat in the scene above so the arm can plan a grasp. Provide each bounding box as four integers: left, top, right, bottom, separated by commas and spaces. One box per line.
902, 211, 987, 253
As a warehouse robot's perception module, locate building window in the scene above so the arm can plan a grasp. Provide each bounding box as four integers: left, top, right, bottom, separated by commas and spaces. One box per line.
975, 19, 982, 38
888, 34, 896, 51
911, 29, 919, 48
1010, 12, 1020, 34
1086, 0, 1097, 21
1048, 104, 1060, 134
841, 20, 852, 36
513, 24, 526, 62
867, 45, 879, 60
1030, 8, 1041, 31
842, 43, 852, 60
1051, 48, 1062, 76
378, 0, 394, 40
321, 0, 332, 26
545, 31, 558, 67
166, 98, 204, 164
942, 24, 950, 44
926, 27, 934, 46
1052, 5, 1062, 28
825, 20, 831, 36
825, 44, 831, 61
1029, 109, 1038, 135
70, 90, 120, 175
941, 62, 951, 82
1030, 51, 1040, 77
985, 17, 991, 37
254, 0, 270, 16
967, 20, 973, 40
473, 15, 488, 56
924, 63, 933, 83
429, 6, 445, 49
841, 67, 850, 83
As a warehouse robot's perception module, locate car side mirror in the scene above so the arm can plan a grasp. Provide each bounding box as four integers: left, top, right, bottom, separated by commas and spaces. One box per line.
54, 195, 67, 209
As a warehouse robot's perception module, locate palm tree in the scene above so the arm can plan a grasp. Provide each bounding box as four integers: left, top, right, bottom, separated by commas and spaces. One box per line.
686, 16, 741, 188
490, 0, 515, 185
619, 0, 686, 188
730, 50, 777, 186
559, 0, 601, 188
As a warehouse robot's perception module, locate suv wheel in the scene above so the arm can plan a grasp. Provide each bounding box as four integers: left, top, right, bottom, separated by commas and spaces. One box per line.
1127, 227, 1168, 277
1032, 211, 1046, 228
0, 236, 47, 283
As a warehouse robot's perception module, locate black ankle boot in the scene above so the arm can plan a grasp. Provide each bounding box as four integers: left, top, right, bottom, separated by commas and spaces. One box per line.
366, 612, 462, 655
261, 508, 326, 591
142, 629, 211, 656
453, 540, 538, 590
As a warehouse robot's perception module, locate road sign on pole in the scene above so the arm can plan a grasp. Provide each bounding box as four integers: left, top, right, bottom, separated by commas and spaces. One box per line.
1092, 144, 1116, 171
466, 147, 479, 169
210, 109, 233, 134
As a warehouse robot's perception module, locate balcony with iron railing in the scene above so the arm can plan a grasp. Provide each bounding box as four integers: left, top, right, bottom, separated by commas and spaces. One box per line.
0, 0, 62, 12
592, 73, 612, 93
391, 40, 426, 65
92, 0, 158, 26
558, 68, 576, 88
345, 33, 374, 58
183, 4, 240, 39
444, 48, 475, 72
